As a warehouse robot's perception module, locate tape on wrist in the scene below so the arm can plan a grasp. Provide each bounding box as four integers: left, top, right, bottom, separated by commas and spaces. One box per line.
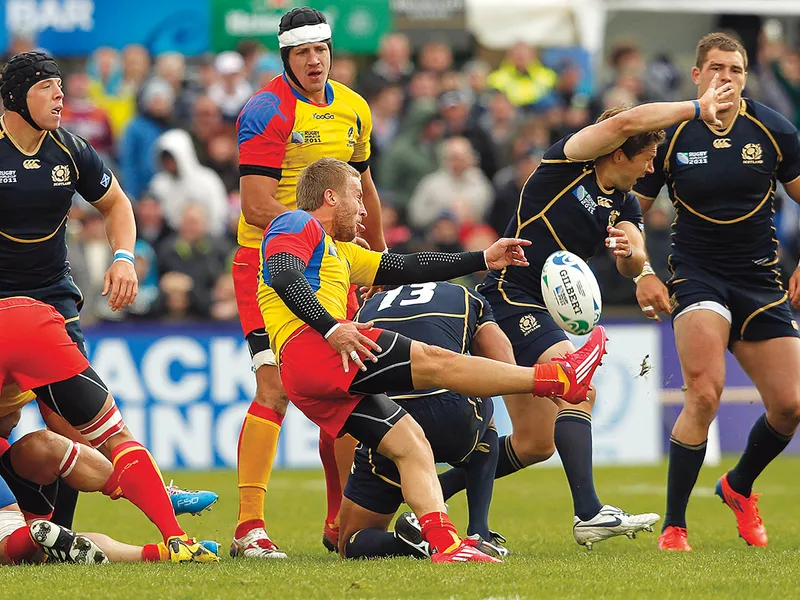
692, 99, 701, 120
113, 249, 135, 266
324, 323, 341, 339
633, 261, 656, 284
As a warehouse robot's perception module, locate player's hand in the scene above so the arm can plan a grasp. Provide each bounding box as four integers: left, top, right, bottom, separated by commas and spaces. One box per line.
484, 238, 531, 270
788, 264, 800, 308
605, 226, 633, 258
102, 260, 138, 311
326, 321, 382, 373
359, 285, 384, 300
636, 274, 671, 321
698, 73, 735, 129
353, 236, 371, 251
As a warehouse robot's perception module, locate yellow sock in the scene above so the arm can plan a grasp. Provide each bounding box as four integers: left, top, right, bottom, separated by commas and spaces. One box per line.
237, 403, 283, 527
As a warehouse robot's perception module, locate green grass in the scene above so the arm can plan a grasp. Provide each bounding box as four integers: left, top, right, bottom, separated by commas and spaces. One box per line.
4, 458, 800, 599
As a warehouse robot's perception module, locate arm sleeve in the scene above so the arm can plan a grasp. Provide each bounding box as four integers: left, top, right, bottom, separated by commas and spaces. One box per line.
373, 251, 487, 286
267, 253, 339, 337
237, 90, 293, 180
72, 135, 114, 203
632, 140, 667, 199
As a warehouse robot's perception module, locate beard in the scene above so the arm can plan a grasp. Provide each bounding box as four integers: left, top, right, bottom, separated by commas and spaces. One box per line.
331, 210, 357, 242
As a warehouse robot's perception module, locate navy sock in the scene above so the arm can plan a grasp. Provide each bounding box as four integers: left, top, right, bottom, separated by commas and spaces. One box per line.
554, 410, 603, 521
438, 435, 524, 501
727, 415, 792, 497
464, 428, 499, 540
664, 436, 706, 530
343, 528, 423, 559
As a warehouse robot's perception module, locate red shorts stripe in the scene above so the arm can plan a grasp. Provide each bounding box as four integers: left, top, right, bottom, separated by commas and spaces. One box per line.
0, 297, 89, 392
232, 246, 266, 337
279, 324, 384, 439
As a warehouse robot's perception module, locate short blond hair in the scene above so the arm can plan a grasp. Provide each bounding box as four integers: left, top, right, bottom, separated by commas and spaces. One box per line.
696, 32, 748, 70
296, 158, 360, 211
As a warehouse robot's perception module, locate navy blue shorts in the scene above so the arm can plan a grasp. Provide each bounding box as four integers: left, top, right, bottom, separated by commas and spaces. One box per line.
478, 282, 567, 367
343, 392, 493, 515
0, 274, 86, 355
669, 260, 798, 349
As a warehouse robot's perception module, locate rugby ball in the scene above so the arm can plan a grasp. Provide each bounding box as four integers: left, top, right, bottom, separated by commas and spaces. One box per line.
541, 251, 602, 335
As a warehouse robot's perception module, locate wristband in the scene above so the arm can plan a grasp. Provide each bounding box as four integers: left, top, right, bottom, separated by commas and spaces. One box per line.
113, 249, 135, 266
633, 261, 656, 284
481, 249, 489, 269
324, 323, 341, 339
692, 100, 701, 120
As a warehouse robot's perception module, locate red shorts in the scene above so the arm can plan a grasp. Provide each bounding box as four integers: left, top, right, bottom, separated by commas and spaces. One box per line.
0, 297, 89, 392
279, 324, 384, 439
232, 246, 265, 337
233, 246, 362, 334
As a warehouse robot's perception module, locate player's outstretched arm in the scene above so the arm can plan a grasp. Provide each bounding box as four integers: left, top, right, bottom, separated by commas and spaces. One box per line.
563, 74, 734, 162
372, 238, 530, 287
92, 176, 138, 311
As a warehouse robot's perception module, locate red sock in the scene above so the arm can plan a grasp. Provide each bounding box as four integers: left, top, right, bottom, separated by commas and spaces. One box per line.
0, 437, 10, 457
419, 512, 461, 555
141, 543, 167, 562
318, 431, 342, 530
234, 519, 265, 540
6, 526, 38, 564
107, 441, 184, 543
532, 363, 567, 398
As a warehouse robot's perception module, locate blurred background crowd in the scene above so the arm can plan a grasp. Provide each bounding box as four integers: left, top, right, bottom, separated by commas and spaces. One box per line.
5, 8, 800, 324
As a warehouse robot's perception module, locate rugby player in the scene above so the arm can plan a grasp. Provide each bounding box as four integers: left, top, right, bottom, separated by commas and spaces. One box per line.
257, 157, 608, 563
633, 33, 800, 551
0, 50, 137, 531
0, 296, 218, 562
438, 72, 735, 549
232, 7, 387, 557
339, 282, 506, 559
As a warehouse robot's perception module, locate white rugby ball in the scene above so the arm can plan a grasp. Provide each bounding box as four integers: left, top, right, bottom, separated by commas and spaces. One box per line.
541, 251, 602, 335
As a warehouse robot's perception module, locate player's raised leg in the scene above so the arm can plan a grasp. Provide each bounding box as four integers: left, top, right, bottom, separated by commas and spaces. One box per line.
717, 336, 800, 546
659, 308, 729, 551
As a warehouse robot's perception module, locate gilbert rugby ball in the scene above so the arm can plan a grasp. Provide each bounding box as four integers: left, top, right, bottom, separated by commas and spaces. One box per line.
541, 251, 602, 335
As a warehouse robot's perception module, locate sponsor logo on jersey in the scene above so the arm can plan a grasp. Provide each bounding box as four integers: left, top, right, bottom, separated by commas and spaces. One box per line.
572, 185, 596, 214
51, 164, 71, 186
0, 169, 16, 183
742, 143, 763, 164
676, 151, 708, 165
313, 112, 334, 119
347, 126, 356, 148
597, 196, 613, 209
23, 159, 40, 169
100, 173, 111, 188
519, 314, 540, 336
291, 130, 321, 144
713, 138, 732, 149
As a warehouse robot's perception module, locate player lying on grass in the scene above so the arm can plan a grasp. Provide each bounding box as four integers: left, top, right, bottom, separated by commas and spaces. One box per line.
337, 282, 507, 559
257, 157, 608, 563
0, 383, 218, 521
0, 297, 219, 563
0, 425, 219, 564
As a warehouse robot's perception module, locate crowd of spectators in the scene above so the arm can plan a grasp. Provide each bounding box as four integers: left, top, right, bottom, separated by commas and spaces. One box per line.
7, 24, 800, 324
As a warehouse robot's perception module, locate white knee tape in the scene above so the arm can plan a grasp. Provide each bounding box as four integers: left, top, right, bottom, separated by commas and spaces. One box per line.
252, 348, 277, 369
0, 509, 26, 541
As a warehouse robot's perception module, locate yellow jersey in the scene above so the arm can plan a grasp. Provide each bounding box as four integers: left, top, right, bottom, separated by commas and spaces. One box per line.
236, 75, 373, 248
0, 383, 36, 418
257, 210, 382, 359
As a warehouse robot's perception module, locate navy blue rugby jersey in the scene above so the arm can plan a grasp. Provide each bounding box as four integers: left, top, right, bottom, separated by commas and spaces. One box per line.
634, 98, 800, 274
483, 134, 643, 304
0, 117, 113, 291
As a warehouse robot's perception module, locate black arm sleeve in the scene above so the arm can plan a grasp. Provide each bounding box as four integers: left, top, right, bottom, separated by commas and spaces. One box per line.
267, 253, 339, 337
373, 251, 487, 286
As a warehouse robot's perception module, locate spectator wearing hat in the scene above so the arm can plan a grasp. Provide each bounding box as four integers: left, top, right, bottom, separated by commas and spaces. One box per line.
440, 89, 497, 179
119, 77, 174, 199
208, 51, 254, 123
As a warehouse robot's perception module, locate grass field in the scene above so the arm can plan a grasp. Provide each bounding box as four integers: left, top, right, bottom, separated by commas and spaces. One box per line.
4, 457, 800, 600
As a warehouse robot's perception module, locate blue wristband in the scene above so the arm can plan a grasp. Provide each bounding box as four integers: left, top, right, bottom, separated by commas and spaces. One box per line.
692, 100, 701, 120
113, 249, 135, 266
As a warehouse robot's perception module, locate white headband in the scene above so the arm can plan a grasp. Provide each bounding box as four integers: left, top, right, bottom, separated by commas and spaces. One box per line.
278, 23, 332, 49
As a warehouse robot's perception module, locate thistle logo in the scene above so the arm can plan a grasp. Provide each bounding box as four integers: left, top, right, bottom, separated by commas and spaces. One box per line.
51, 165, 71, 186
742, 143, 763, 164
